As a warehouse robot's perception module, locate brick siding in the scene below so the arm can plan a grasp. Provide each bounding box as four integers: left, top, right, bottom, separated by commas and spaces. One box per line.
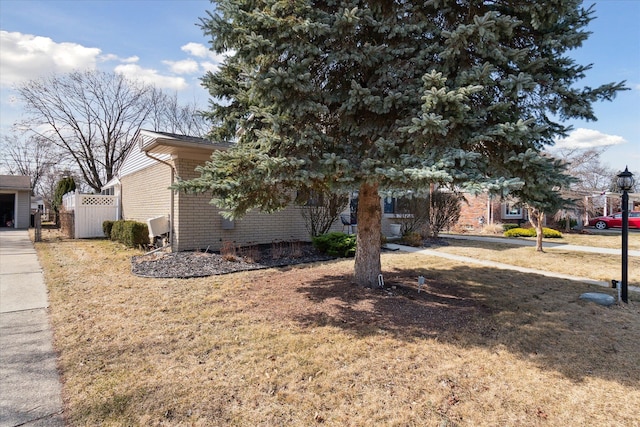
120, 163, 172, 223
172, 157, 319, 251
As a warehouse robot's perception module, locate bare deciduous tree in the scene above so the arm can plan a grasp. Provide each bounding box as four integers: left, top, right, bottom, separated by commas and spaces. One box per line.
425, 191, 464, 239
16, 70, 162, 192
0, 133, 59, 196
147, 92, 210, 137
555, 147, 615, 193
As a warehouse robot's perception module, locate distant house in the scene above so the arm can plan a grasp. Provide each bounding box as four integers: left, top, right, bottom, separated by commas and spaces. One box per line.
0, 175, 31, 229
457, 192, 530, 231
103, 130, 341, 252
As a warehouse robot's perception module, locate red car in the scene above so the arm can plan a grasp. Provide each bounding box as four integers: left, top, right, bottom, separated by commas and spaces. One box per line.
588, 211, 640, 230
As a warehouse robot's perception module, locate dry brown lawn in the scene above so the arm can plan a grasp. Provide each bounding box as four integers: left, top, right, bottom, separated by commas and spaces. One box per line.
552, 232, 640, 250
36, 231, 640, 426
431, 239, 640, 286
455, 229, 640, 250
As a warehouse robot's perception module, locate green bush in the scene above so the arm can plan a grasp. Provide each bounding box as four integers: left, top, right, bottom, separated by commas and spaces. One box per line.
502, 223, 519, 232
312, 232, 356, 257
110, 220, 150, 248
542, 228, 563, 238
103, 220, 115, 239
504, 227, 535, 237
504, 227, 562, 238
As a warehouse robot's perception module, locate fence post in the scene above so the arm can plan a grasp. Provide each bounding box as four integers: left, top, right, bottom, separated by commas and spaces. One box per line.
75, 192, 80, 239
34, 208, 42, 242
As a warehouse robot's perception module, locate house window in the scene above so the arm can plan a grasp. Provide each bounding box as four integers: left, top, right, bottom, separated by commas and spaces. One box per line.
383, 197, 414, 217
503, 202, 522, 219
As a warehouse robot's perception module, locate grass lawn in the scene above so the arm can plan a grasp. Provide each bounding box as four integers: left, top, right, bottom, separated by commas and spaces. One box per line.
36, 231, 640, 426
431, 238, 640, 286
444, 229, 640, 251
548, 231, 640, 250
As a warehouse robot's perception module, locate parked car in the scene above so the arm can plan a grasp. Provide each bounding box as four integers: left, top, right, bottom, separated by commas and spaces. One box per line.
588, 211, 640, 230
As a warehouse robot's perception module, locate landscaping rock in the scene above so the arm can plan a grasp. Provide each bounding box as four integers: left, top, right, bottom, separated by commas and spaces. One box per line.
131, 243, 334, 278
579, 292, 616, 306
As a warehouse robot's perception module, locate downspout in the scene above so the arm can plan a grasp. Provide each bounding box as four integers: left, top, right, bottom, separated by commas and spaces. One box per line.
144, 151, 176, 251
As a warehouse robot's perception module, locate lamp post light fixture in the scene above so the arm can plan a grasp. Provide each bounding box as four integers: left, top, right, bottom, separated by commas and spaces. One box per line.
616, 166, 634, 303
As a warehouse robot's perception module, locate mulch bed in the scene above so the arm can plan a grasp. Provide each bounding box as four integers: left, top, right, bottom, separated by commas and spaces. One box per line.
131, 242, 336, 278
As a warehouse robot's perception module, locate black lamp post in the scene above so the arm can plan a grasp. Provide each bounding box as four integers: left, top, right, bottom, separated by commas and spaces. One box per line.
617, 167, 634, 303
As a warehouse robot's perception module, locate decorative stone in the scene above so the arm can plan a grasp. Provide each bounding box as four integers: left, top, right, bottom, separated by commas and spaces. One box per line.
579, 292, 616, 306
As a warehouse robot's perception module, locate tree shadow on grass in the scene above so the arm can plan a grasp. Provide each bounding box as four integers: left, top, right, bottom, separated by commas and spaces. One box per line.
293, 263, 640, 388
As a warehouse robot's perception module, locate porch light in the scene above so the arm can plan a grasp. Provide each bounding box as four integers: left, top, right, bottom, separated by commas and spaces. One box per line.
616, 167, 634, 192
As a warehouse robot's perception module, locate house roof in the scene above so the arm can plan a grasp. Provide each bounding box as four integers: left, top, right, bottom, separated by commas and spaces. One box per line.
0, 175, 31, 191
137, 129, 230, 157
106, 130, 232, 187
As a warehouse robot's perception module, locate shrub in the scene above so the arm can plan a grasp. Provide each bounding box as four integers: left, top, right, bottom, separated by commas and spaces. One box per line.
59, 209, 74, 239
240, 244, 260, 263
504, 227, 563, 238
110, 220, 150, 248
504, 227, 535, 237
401, 232, 423, 247
312, 232, 356, 257
480, 223, 504, 235
103, 220, 115, 239
298, 191, 349, 237
542, 228, 563, 238
502, 223, 519, 232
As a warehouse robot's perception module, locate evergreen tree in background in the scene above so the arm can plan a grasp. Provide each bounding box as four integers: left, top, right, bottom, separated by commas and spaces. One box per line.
52, 176, 76, 225
176, 0, 625, 287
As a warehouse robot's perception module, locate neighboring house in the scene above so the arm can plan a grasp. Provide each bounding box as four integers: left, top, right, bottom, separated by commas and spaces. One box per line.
457, 192, 530, 231
0, 175, 31, 229
377, 191, 530, 234
104, 130, 342, 252
31, 195, 44, 213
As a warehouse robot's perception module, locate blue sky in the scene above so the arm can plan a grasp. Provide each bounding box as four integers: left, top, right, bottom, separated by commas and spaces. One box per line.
1, 0, 638, 172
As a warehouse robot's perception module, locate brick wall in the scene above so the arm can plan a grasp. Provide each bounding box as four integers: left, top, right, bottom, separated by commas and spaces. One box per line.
120, 154, 346, 252
458, 193, 491, 230
173, 157, 317, 251
120, 163, 172, 223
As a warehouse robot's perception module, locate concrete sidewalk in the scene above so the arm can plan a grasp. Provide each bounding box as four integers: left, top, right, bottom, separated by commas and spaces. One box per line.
0, 229, 64, 426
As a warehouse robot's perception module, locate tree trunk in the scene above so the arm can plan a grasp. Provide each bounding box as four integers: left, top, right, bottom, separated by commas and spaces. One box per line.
535, 220, 544, 252
354, 182, 382, 287
528, 207, 545, 252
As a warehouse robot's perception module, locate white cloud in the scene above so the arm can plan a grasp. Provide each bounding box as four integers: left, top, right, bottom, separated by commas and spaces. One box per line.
554, 128, 627, 149
200, 61, 222, 74
180, 42, 230, 73
114, 64, 187, 90
100, 53, 139, 64
0, 30, 101, 87
162, 59, 199, 75
181, 42, 211, 58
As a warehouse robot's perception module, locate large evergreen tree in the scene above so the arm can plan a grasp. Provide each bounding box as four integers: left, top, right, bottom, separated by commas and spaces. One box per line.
176, 0, 624, 287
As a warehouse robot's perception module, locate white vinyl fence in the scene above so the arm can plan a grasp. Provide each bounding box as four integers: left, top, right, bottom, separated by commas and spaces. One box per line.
62, 191, 119, 238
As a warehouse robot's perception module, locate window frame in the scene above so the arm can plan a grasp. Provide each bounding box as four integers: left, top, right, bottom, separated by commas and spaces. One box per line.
502, 202, 523, 219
